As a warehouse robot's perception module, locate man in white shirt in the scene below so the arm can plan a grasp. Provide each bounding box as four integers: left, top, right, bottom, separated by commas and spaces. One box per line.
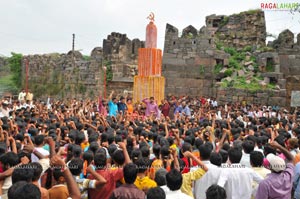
240, 140, 255, 168
18, 90, 26, 102
31, 135, 49, 163
217, 147, 263, 199
193, 144, 222, 199
165, 169, 192, 199
250, 151, 270, 198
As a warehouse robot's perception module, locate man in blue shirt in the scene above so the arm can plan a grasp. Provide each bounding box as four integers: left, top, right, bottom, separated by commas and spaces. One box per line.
108, 91, 118, 117
117, 96, 127, 115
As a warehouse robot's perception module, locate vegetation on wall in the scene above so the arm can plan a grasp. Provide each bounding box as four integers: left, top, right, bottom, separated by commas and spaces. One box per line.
103, 60, 113, 83
213, 43, 276, 92
8, 52, 23, 89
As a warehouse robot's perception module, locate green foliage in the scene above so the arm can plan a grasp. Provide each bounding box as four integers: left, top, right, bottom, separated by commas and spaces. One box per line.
242, 46, 252, 52
214, 63, 223, 74
8, 52, 23, 89
104, 60, 113, 83
228, 57, 240, 69
220, 16, 229, 27
215, 42, 223, 50
224, 47, 237, 56
199, 65, 205, 75
224, 69, 233, 77
82, 55, 90, 61
220, 76, 275, 91
266, 61, 275, 72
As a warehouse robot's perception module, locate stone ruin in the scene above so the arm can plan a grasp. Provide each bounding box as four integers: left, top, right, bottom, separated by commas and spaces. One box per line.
22, 33, 144, 99
19, 9, 300, 107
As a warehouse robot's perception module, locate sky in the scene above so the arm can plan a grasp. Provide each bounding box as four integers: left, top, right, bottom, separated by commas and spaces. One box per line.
0, 0, 299, 57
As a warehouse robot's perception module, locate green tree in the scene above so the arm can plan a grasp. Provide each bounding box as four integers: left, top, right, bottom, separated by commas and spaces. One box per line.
8, 52, 23, 89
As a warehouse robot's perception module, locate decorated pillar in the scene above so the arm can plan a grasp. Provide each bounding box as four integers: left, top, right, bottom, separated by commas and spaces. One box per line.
133, 13, 165, 104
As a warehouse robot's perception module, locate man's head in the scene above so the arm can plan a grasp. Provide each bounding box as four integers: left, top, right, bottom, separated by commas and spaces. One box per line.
112, 97, 117, 104
8, 181, 41, 199
0, 152, 19, 170
123, 163, 138, 184
120, 96, 125, 103
150, 97, 154, 103
206, 184, 227, 199
94, 153, 107, 169
135, 158, 150, 174
69, 158, 83, 176
166, 169, 182, 191
199, 144, 212, 160
29, 162, 43, 182
147, 187, 166, 199
228, 147, 242, 164
34, 135, 45, 146
12, 165, 34, 184
250, 151, 264, 167
242, 140, 255, 154
154, 168, 167, 186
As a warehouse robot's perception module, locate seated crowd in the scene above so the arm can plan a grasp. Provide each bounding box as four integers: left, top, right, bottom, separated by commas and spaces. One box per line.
0, 91, 299, 199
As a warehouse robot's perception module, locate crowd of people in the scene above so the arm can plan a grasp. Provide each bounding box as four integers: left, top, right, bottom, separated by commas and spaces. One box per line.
0, 89, 299, 199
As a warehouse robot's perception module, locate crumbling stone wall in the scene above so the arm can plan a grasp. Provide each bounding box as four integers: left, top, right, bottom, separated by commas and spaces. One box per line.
103, 32, 144, 82
162, 24, 229, 97
207, 10, 266, 49
217, 87, 286, 107
21, 33, 144, 99
23, 50, 104, 99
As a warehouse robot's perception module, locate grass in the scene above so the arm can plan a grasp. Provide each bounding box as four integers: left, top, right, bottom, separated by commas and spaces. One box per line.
0, 74, 18, 94
220, 76, 276, 91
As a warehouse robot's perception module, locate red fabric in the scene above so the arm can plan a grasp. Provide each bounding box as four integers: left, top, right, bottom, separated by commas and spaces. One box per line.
88, 168, 123, 199
181, 157, 190, 174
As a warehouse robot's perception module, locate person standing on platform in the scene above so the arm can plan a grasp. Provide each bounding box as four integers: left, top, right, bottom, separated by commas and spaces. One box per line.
143, 97, 159, 118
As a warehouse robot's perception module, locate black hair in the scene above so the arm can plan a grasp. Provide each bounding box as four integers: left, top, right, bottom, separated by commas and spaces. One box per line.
0, 152, 19, 169
210, 152, 222, 167
112, 150, 125, 165
53, 168, 64, 181
135, 158, 150, 173
199, 144, 212, 160
166, 169, 182, 191
131, 149, 141, 163
123, 163, 138, 184
34, 135, 45, 146
242, 140, 255, 154
160, 146, 170, 160
107, 133, 115, 145
250, 151, 264, 167
83, 150, 94, 165
141, 146, 150, 158
29, 162, 43, 181
94, 153, 107, 169
147, 187, 166, 199
154, 169, 167, 186
75, 132, 86, 145
153, 144, 161, 159
206, 184, 227, 199
12, 164, 34, 183
219, 149, 228, 164
8, 181, 41, 199
72, 145, 82, 158
228, 147, 242, 164
194, 138, 204, 149
89, 142, 99, 154
69, 158, 83, 176
108, 144, 118, 157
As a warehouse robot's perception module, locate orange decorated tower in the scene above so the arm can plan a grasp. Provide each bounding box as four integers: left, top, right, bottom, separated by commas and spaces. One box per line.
133, 13, 165, 104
